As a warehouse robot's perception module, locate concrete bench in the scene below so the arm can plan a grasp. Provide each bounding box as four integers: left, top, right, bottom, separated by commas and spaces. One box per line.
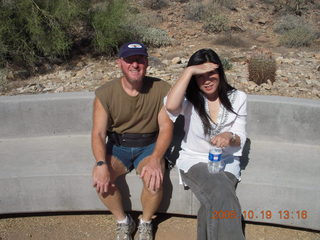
0, 92, 319, 231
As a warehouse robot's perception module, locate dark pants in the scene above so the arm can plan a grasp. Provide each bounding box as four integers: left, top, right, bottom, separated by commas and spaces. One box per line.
180, 163, 245, 240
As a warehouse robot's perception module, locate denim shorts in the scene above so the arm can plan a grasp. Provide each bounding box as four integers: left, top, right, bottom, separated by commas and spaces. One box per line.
106, 141, 156, 171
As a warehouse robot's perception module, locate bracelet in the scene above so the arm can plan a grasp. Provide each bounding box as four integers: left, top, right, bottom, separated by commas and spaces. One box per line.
231, 132, 236, 142
96, 161, 106, 166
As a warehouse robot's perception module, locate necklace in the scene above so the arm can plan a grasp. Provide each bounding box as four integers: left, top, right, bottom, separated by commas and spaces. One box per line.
204, 90, 237, 138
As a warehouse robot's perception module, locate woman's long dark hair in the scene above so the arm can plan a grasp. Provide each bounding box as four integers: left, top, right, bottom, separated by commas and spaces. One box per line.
186, 48, 236, 136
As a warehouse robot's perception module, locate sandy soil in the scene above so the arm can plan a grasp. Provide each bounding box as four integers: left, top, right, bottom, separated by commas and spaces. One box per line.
1, 212, 319, 240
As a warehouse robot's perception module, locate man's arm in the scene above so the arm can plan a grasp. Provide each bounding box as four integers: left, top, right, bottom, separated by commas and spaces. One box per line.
91, 97, 111, 194
140, 106, 173, 191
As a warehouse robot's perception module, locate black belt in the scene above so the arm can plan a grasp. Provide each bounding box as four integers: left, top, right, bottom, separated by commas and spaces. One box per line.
107, 131, 158, 147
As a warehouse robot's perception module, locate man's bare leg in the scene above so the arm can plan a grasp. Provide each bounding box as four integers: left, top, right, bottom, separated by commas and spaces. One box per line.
95, 155, 128, 221
137, 158, 165, 221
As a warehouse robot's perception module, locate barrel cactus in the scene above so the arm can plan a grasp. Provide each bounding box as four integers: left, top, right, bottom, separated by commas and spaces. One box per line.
248, 51, 277, 85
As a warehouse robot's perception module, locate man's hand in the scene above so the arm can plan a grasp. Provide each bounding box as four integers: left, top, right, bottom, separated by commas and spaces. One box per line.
140, 156, 164, 192
92, 164, 112, 194
210, 132, 233, 148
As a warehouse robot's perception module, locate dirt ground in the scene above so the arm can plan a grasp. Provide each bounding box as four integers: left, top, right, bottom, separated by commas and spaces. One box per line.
1, 212, 319, 240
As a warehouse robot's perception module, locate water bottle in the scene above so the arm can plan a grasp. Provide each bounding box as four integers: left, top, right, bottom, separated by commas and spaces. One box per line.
208, 146, 223, 174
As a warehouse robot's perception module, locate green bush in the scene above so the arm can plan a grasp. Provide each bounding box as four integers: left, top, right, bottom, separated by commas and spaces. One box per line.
124, 25, 172, 48
248, 51, 277, 85
137, 27, 172, 47
91, 0, 131, 54
0, 0, 173, 72
0, 0, 88, 68
279, 26, 317, 47
203, 15, 230, 33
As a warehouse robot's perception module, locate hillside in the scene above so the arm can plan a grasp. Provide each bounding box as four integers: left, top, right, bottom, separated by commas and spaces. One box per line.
1, 0, 320, 99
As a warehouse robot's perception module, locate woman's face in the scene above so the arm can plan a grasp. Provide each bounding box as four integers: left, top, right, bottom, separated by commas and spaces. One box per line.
195, 69, 220, 98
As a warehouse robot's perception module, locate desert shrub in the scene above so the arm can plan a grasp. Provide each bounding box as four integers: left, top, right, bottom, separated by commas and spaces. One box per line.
214, 33, 249, 48
139, 27, 172, 47
273, 15, 318, 47
185, 0, 235, 22
0, 0, 172, 72
248, 51, 277, 85
0, 68, 8, 92
273, 15, 306, 33
143, 0, 168, 10
91, 0, 131, 54
0, 0, 88, 68
173, 0, 189, 2
214, 0, 236, 9
125, 25, 172, 48
261, 0, 312, 14
185, 2, 207, 21
221, 57, 233, 71
203, 15, 230, 33
279, 26, 317, 47
130, 13, 164, 28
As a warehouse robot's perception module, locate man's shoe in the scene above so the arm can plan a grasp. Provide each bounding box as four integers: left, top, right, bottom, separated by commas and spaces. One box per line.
115, 215, 136, 240
136, 221, 153, 240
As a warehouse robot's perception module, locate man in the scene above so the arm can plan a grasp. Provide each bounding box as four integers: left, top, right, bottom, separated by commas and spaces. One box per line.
91, 42, 173, 240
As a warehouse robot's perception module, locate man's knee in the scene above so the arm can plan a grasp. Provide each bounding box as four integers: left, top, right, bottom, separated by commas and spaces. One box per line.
141, 177, 164, 194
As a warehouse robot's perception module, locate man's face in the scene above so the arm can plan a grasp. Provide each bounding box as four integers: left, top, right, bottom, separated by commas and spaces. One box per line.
117, 55, 148, 83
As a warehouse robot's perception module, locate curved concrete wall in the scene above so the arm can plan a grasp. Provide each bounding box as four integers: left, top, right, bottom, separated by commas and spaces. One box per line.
0, 92, 319, 231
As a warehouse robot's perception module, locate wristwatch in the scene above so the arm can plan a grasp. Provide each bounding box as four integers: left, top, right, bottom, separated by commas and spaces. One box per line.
96, 161, 106, 166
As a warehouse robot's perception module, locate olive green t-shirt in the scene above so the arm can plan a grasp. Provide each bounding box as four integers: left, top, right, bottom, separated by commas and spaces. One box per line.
95, 76, 170, 134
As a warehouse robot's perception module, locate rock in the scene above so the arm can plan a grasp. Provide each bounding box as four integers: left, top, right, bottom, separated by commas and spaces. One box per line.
261, 83, 271, 90
276, 57, 284, 64
76, 61, 86, 68
267, 79, 273, 86
148, 56, 165, 68
317, 65, 320, 71
305, 79, 313, 85
311, 89, 319, 96
171, 57, 181, 64
258, 18, 268, 25
290, 82, 299, 87
256, 35, 270, 42
247, 81, 257, 91
6, 71, 14, 80
162, 60, 170, 65
313, 54, 320, 60
298, 88, 308, 92
55, 86, 64, 93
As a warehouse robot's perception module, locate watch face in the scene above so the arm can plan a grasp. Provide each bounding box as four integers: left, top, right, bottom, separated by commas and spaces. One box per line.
97, 161, 106, 166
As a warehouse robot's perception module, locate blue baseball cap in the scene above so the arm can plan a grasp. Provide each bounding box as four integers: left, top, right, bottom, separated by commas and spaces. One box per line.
118, 42, 148, 58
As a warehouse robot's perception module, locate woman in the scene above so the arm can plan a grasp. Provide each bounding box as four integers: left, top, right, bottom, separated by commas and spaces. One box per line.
165, 49, 247, 240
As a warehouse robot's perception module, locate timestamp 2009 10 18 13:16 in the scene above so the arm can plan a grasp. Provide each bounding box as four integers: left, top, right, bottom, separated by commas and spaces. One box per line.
211, 210, 308, 220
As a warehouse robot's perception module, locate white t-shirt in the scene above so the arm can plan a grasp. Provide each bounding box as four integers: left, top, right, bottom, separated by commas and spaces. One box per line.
165, 90, 247, 183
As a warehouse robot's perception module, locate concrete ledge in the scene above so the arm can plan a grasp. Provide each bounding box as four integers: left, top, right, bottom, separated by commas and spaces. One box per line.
0, 92, 319, 231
